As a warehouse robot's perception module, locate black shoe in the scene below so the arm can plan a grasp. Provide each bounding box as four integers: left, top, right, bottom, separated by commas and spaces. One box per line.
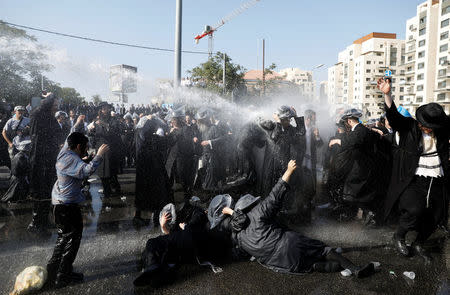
412, 242, 432, 265
354, 263, 375, 278
392, 234, 409, 257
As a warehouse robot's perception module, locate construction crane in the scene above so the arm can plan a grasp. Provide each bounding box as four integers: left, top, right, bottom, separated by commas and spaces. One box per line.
194, 0, 260, 57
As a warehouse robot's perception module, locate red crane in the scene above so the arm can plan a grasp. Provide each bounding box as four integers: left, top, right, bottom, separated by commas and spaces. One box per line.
194, 0, 260, 57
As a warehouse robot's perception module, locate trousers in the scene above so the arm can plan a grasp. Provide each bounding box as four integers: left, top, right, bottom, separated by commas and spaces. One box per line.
48, 204, 83, 275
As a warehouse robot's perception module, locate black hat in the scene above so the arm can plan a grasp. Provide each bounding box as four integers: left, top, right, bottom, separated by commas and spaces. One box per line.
99, 101, 112, 108
415, 103, 449, 130
195, 107, 214, 120
207, 194, 233, 229
276, 105, 294, 119
341, 108, 362, 121
234, 194, 260, 212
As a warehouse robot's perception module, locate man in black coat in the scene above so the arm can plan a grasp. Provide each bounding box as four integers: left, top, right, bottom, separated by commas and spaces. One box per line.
329, 108, 385, 224
166, 108, 199, 203
377, 78, 449, 262
28, 93, 62, 234
221, 160, 376, 277
88, 102, 123, 198
259, 105, 306, 220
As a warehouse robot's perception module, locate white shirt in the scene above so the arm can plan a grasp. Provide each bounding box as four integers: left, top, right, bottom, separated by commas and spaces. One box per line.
415, 132, 443, 178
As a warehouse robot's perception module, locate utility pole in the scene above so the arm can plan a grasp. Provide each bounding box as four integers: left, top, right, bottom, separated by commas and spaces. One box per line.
41, 75, 44, 91
223, 53, 226, 95
174, 0, 182, 88
262, 39, 265, 96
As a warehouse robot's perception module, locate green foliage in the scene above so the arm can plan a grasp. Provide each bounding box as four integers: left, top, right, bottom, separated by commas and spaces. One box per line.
0, 21, 84, 106
91, 94, 102, 104
187, 52, 246, 96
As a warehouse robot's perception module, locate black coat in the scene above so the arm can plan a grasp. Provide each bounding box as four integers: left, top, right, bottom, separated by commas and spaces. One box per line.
259, 117, 305, 195
383, 102, 449, 220
340, 124, 384, 204
234, 179, 327, 273
135, 117, 172, 211
166, 124, 199, 187
29, 99, 61, 197
197, 123, 227, 190
1, 151, 29, 203
89, 115, 123, 178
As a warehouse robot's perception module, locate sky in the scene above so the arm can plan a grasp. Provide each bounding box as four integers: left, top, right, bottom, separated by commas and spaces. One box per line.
0, 0, 425, 103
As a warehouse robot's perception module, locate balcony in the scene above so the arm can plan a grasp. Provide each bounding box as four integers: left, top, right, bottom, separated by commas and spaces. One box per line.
403, 60, 416, 66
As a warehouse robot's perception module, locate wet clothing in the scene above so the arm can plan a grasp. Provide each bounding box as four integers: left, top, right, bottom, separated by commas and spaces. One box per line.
166, 124, 199, 200
197, 123, 228, 191
135, 117, 172, 212
89, 115, 123, 196
259, 117, 305, 196
52, 147, 103, 205
383, 102, 449, 238
340, 124, 384, 206
29, 97, 62, 228
232, 178, 327, 273
3, 116, 30, 159
47, 204, 83, 277
1, 151, 30, 203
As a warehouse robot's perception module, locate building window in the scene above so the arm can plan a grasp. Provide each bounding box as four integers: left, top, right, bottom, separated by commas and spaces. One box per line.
416, 96, 423, 102
444, 5, 450, 15
400, 87, 404, 92
438, 69, 447, 77
441, 31, 449, 40
400, 95, 404, 100
437, 93, 445, 101
417, 85, 424, 91
419, 28, 426, 36
418, 62, 424, 69
366, 86, 370, 90
438, 81, 447, 89
366, 61, 371, 64
376, 53, 382, 56
419, 40, 426, 47
349, 50, 353, 56
440, 56, 448, 65
408, 56, 413, 61
366, 78, 370, 81
390, 61, 397, 66
420, 16, 427, 24
417, 74, 424, 80
418, 51, 425, 58
440, 44, 448, 52
366, 69, 371, 73
442, 19, 450, 28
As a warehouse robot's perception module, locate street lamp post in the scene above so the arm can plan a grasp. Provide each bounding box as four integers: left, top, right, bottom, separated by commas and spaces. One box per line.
174, 0, 182, 88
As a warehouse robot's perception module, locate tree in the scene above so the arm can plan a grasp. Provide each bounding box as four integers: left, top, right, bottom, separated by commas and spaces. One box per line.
0, 21, 84, 107
187, 52, 246, 96
92, 94, 102, 104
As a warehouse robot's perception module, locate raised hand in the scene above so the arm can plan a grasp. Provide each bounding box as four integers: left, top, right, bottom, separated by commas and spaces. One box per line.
377, 77, 391, 95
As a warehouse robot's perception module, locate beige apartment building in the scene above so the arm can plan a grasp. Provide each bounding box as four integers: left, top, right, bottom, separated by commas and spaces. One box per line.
278, 68, 315, 100
328, 33, 406, 118
403, 0, 450, 114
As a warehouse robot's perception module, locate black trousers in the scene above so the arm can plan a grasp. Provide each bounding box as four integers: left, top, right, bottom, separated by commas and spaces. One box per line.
397, 176, 445, 242
48, 204, 83, 275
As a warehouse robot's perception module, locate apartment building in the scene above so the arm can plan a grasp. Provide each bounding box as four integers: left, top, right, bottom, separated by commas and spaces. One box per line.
403, 0, 450, 114
435, 0, 450, 112
328, 33, 405, 118
278, 68, 315, 100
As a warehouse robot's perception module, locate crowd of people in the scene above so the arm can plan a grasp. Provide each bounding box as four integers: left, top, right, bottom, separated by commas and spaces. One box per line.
0, 77, 449, 288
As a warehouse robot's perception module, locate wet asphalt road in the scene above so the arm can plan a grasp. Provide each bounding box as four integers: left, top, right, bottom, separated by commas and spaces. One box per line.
0, 168, 449, 295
